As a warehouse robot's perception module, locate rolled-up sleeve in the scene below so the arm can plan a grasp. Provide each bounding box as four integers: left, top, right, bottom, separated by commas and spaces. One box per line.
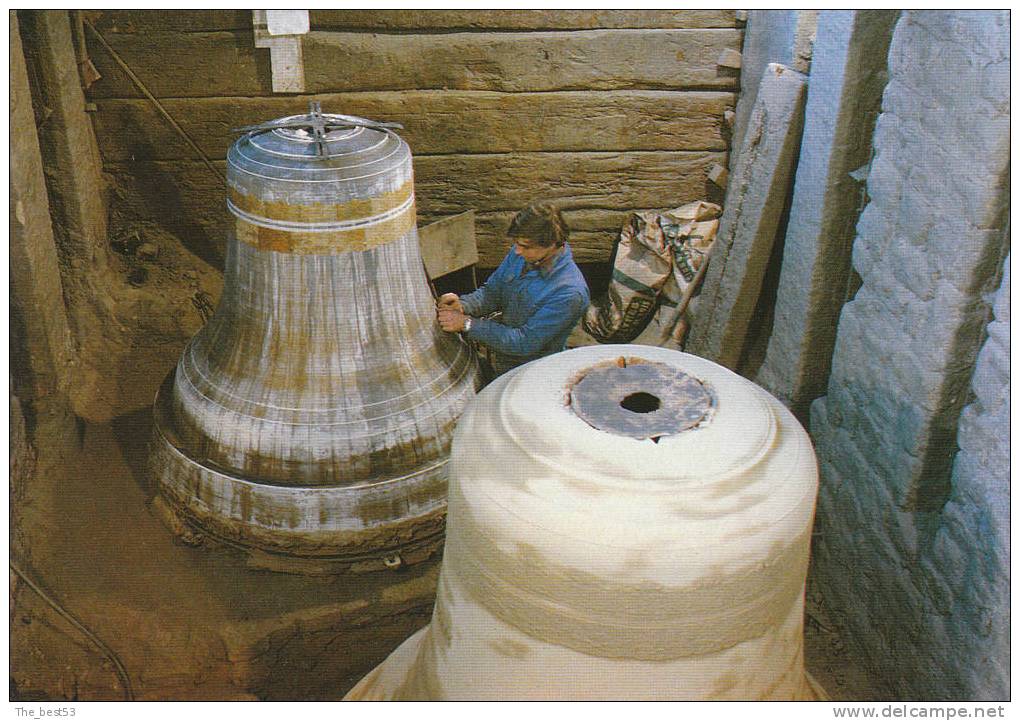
466, 289, 588, 357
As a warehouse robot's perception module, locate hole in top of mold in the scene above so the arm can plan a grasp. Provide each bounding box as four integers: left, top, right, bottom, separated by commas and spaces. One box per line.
568, 359, 714, 439
620, 392, 660, 414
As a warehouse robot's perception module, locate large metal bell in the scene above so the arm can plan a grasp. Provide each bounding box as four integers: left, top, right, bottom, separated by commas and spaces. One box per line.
150, 107, 481, 572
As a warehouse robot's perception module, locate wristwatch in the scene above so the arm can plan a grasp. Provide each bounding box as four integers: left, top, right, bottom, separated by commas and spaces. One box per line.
462, 317, 473, 333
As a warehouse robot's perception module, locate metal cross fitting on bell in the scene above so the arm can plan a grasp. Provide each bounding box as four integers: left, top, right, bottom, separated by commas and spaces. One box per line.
232, 101, 404, 157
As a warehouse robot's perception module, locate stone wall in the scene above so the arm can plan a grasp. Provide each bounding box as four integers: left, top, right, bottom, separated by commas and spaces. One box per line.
729, 10, 817, 166
84, 10, 741, 269
939, 254, 1010, 699
809, 10, 1010, 700
753, 10, 898, 417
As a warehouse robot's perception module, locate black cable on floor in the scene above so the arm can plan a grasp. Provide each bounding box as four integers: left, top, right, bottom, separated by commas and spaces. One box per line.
9, 559, 135, 701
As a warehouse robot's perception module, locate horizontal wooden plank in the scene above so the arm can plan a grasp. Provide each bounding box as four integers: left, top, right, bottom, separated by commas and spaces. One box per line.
424, 207, 712, 267
421, 208, 654, 267
86, 30, 262, 100
104, 151, 726, 266
89, 10, 253, 34
89, 10, 740, 34
92, 90, 735, 162
310, 10, 741, 31
86, 29, 743, 99
106, 151, 728, 216
412, 151, 726, 216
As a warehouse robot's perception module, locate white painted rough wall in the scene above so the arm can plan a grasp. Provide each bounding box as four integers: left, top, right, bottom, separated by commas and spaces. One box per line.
729, 10, 817, 169
753, 10, 898, 416
940, 255, 1010, 699
809, 10, 1009, 699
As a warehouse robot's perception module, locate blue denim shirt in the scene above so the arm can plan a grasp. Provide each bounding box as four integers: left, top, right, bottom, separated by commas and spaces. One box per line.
460, 244, 590, 375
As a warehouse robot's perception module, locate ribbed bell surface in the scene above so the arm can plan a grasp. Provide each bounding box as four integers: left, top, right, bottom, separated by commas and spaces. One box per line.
150, 109, 481, 570
347, 345, 820, 699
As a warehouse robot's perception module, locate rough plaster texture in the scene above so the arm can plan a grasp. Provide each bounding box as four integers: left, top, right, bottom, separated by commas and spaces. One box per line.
937, 254, 1010, 699
686, 63, 806, 369
810, 11, 1010, 700
349, 346, 819, 700
731, 10, 817, 165
754, 10, 898, 416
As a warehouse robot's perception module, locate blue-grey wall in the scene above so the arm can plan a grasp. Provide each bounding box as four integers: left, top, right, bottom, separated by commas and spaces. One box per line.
806, 10, 1010, 700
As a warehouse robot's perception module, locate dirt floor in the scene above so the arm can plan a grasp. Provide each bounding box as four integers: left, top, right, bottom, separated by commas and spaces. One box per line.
10, 405, 438, 701
804, 574, 890, 700
10, 392, 886, 701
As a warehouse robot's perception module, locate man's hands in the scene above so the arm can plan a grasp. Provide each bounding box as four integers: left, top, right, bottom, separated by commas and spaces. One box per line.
437, 308, 468, 332
438, 293, 463, 312
437, 293, 468, 333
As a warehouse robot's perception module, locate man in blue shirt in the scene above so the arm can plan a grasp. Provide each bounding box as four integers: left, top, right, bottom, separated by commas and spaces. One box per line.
436, 203, 591, 378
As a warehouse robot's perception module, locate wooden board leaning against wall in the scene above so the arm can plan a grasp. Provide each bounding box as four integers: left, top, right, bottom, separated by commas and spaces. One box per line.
86, 10, 740, 272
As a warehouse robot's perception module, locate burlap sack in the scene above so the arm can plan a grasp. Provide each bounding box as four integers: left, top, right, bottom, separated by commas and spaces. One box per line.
584, 201, 721, 344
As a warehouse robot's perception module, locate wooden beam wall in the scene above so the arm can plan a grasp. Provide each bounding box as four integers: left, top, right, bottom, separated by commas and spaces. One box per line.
85, 10, 740, 267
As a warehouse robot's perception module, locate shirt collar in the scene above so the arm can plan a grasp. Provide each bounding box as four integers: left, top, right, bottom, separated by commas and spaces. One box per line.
523, 245, 570, 278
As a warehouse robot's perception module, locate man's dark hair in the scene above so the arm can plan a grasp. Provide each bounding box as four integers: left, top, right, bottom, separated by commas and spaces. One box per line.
506, 203, 569, 248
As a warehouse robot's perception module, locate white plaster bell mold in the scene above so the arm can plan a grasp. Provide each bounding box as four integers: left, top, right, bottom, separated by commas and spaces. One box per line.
346, 345, 821, 700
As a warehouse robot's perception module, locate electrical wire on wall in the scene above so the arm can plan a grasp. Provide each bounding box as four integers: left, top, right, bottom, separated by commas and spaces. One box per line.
82, 19, 225, 186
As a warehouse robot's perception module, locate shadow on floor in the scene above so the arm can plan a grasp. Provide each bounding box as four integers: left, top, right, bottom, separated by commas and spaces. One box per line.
111, 407, 155, 498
